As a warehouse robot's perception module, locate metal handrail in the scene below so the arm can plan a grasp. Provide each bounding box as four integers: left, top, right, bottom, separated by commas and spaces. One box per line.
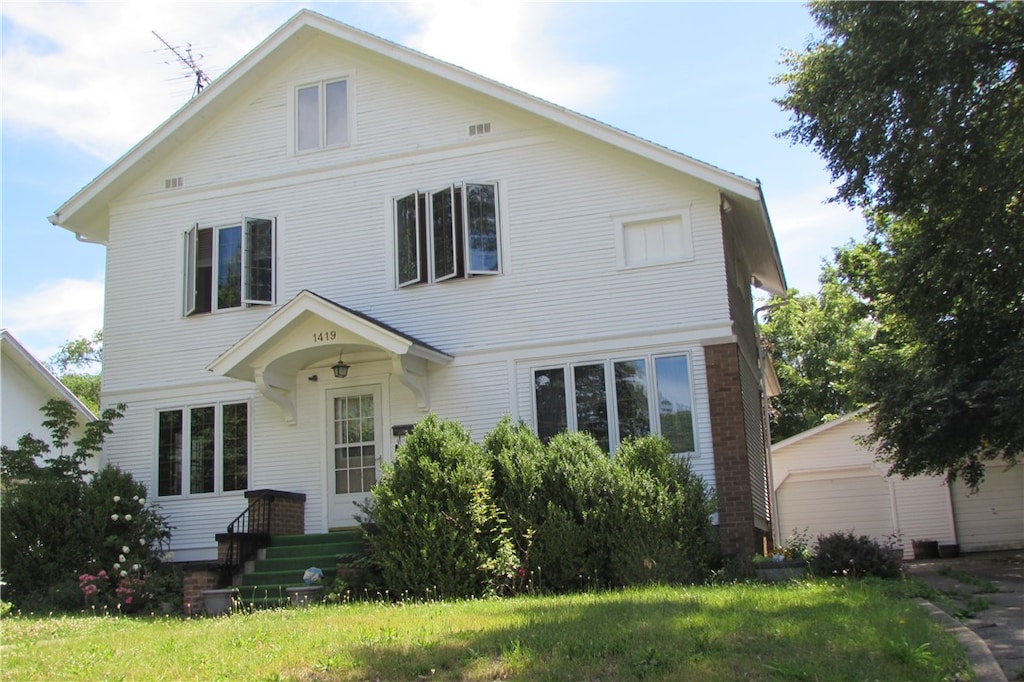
220, 495, 274, 583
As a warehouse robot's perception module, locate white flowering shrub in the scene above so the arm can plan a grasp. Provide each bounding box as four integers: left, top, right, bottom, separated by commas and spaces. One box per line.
0, 400, 173, 613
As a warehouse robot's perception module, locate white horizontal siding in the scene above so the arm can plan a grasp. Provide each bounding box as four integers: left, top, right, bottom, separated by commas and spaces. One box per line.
952, 463, 1024, 551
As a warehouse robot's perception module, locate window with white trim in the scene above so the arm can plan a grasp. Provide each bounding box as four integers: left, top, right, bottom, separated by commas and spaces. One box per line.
616, 211, 693, 269
395, 182, 500, 287
532, 353, 696, 454
296, 79, 348, 152
157, 402, 249, 497
184, 218, 275, 316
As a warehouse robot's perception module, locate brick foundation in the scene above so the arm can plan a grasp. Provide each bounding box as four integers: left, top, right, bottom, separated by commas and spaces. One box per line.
181, 563, 221, 616
706, 342, 771, 567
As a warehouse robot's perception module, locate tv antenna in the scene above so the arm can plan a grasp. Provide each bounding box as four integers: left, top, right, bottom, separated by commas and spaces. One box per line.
152, 30, 211, 98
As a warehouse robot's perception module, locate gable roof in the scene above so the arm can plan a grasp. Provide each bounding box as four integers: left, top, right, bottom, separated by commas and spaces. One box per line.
0, 329, 97, 422
772, 409, 871, 452
208, 290, 451, 423
49, 9, 786, 295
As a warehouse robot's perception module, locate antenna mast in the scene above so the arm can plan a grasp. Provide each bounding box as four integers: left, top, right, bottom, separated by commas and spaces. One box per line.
152, 30, 211, 98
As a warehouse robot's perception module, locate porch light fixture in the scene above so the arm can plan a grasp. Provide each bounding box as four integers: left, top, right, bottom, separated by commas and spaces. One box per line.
331, 352, 350, 379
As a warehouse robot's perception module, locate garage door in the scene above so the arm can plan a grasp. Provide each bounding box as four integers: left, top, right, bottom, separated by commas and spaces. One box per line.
952, 464, 1024, 552
777, 472, 894, 545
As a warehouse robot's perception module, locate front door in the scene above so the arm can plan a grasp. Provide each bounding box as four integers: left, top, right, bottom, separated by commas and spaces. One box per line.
327, 386, 382, 528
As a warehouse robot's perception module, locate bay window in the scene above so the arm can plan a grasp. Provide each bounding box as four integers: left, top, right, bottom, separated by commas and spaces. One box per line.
532, 353, 695, 454
157, 402, 249, 496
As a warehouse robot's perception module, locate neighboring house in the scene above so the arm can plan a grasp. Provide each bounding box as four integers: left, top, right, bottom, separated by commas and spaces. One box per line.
1, 329, 97, 463
49, 10, 787, 563
772, 413, 1024, 557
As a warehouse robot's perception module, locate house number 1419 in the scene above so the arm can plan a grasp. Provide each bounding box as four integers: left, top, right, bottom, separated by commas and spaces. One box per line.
313, 331, 337, 343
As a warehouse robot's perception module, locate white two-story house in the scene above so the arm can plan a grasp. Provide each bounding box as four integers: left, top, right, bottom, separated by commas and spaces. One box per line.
50, 10, 787, 565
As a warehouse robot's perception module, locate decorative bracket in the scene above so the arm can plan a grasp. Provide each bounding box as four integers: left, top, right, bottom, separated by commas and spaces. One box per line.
255, 366, 297, 425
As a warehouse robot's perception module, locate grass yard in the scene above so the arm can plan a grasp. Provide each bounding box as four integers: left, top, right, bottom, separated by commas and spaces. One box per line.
1, 579, 971, 681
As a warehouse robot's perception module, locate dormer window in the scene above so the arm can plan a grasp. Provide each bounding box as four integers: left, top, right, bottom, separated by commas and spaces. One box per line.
296, 79, 348, 152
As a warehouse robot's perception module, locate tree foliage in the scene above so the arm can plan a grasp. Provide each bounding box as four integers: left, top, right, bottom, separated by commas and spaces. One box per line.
776, 1, 1024, 486
47, 330, 103, 414
760, 254, 876, 442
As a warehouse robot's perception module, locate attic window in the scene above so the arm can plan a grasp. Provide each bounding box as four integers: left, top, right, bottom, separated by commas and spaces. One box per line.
468, 122, 491, 136
296, 79, 349, 152
615, 210, 693, 269
165, 177, 184, 190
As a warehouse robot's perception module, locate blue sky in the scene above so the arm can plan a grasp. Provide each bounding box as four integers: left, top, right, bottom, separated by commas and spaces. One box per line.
1, 2, 864, 363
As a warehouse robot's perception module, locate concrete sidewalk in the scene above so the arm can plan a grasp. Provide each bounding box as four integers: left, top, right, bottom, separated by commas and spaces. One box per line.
906, 551, 1023, 681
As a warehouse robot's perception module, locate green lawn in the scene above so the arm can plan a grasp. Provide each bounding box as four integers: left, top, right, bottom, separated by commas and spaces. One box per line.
1, 579, 972, 681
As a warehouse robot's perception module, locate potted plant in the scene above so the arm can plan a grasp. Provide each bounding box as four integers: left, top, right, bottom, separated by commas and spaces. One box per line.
753, 529, 812, 582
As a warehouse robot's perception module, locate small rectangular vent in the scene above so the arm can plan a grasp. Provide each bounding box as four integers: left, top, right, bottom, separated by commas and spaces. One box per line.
468, 122, 492, 136
165, 176, 184, 190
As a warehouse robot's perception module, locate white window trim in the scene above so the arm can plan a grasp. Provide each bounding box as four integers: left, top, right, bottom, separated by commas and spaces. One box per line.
183, 218, 276, 316
155, 401, 251, 498
529, 351, 698, 455
393, 180, 502, 289
613, 206, 694, 270
292, 76, 353, 154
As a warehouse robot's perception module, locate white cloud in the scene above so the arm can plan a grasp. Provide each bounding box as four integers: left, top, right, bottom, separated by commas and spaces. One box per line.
389, 1, 619, 111
2, 2, 617, 163
1, 2, 294, 162
768, 186, 868, 294
2, 277, 105, 363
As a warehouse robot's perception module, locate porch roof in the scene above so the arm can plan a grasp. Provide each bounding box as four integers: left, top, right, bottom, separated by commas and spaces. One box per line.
208, 290, 451, 423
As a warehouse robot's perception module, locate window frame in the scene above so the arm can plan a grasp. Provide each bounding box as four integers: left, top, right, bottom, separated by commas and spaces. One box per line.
156, 401, 251, 498
184, 218, 275, 316
614, 208, 694, 270
530, 352, 697, 455
295, 77, 350, 153
394, 180, 500, 288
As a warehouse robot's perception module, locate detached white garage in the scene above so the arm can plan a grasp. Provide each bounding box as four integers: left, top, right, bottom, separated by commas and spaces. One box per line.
771, 413, 1023, 558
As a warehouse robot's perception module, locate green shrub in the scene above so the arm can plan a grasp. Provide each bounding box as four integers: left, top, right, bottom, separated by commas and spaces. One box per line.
610, 437, 718, 585
0, 400, 172, 613
811, 531, 902, 579
362, 414, 522, 598
365, 417, 718, 598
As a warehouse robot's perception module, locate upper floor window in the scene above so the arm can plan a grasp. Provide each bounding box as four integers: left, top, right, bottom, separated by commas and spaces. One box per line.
533, 353, 696, 454
184, 218, 275, 316
615, 210, 693, 269
297, 79, 348, 152
157, 402, 249, 497
395, 181, 500, 288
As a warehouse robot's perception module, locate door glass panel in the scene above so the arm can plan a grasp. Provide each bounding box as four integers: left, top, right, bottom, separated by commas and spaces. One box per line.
574, 364, 609, 452
332, 394, 377, 494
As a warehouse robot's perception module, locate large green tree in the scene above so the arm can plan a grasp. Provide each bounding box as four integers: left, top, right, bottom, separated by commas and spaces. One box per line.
760, 254, 875, 442
776, 2, 1023, 487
